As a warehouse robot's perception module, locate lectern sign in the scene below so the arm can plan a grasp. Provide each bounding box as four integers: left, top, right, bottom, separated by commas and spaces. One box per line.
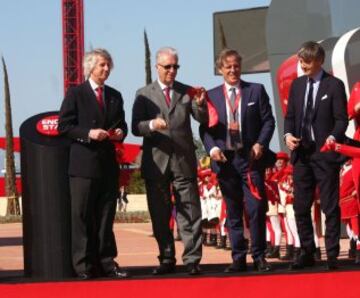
36, 115, 59, 136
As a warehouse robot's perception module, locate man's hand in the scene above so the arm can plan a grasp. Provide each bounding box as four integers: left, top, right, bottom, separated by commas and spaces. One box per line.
152, 116, 168, 131
285, 134, 301, 151
108, 128, 124, 141
89, 128, 109, 141
194, 87, 206, 106
325, 135, 336, 145
251, 143, 264, 160
210, 148, 227, 163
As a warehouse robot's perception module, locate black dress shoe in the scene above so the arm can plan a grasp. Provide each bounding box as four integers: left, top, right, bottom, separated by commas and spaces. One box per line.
253, 257, 272, 272
289, 251, 315, 270
186, 263, 201, 275
105, 265, 130, 278
326, 257, 338, 270
152, 263, 176, 275
77, 272, 93, 280
224, 258, 247, 273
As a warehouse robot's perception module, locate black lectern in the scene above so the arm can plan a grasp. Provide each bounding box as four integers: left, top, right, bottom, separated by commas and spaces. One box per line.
20, 111, 74, 279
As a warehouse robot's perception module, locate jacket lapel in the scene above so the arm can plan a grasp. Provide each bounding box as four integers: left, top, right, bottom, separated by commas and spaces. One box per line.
152, 81, 169, 116
296, 77, 307, 130
103, 85, 117, 127
240, 80, 251, 127
169, 81, 183, 114
312, 72, 329, 119
211, 85, 226, 124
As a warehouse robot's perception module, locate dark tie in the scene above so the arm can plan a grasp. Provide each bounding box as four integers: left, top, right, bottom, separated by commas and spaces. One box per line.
96, 86, 104, 111
228, 87, 242, 149
164, 87, 171, 107
301, 78, 314, 147
229, 87, 236, 107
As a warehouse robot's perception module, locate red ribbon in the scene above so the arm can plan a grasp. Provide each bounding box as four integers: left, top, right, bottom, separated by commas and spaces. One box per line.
247, 170, 262, 200
187, 87, 219, 128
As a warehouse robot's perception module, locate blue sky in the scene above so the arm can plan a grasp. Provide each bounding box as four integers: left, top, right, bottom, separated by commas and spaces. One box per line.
0, 0, 277, 149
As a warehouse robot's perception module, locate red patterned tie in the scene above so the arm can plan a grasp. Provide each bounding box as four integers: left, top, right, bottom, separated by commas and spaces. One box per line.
96, 86, 104, 110
164, 87, 171, 107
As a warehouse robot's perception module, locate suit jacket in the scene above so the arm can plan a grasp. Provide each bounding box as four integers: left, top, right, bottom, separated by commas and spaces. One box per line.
200, 80, 276, 173
58, 80, 128, 178
284, 71, 348, 164
132, 80, 208, 179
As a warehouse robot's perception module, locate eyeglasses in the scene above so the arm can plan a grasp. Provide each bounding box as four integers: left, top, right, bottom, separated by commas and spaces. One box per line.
158, 64, 180, 70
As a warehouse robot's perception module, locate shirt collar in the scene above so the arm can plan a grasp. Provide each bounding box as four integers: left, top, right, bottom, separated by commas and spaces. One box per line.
309, 69, 323, 83
157, 79, 173, 91
89, 78, 103, 91
224, 81, 240, 92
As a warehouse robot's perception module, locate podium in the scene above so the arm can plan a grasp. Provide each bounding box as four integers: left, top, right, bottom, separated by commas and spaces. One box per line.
20, 111, 74, 279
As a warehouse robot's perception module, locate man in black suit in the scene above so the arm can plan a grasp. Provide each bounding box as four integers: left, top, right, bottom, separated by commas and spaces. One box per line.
200, 49, 275, 273
58, 48, 129, 279
284, 41, 348, 270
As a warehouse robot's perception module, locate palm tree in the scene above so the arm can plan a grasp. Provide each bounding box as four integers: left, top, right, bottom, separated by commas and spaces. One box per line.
2, 56, 19, 215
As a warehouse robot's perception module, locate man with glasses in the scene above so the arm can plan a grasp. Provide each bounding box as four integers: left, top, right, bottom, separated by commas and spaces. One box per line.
132, 47, 208, 275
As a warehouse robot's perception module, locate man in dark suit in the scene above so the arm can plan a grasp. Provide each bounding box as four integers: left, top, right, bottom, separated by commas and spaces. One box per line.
200, 48, 275, 272
132, 47, 208, 275
284, 41, 348, 270
58, 48, 129, 279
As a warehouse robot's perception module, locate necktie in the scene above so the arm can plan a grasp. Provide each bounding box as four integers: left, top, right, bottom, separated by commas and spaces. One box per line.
228, 87, 242, 149
301, 78, 314, 147
96, 86, 104, 110
164, 87, 171, 107
229, 87, 236, 107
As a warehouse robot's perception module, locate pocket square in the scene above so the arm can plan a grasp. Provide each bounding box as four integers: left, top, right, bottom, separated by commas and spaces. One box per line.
321, 94, 328, 100
247, 102, 255, 106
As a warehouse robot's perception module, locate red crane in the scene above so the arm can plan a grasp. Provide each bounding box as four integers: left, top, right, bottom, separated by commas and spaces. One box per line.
62, 0, 84, 94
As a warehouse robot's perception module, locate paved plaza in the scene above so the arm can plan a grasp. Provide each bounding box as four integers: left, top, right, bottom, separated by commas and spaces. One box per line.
0, 221, 353, 279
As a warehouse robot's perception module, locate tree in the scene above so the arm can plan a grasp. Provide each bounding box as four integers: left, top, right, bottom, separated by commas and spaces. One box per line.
127, 170, 146, 194
2, 56, 19, 215
144, 29, 152, 85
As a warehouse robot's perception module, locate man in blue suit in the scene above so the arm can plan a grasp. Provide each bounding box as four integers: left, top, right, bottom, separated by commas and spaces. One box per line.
200, 48, 275, 272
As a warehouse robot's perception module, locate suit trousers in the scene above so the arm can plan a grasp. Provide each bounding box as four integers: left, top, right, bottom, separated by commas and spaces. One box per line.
145, 158, 202, 266
70, 175, 118, 274
217, 151, 268, 261
293, 149, 340, 258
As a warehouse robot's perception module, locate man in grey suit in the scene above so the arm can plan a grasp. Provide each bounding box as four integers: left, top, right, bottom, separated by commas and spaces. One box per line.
132, 47, 208, 275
